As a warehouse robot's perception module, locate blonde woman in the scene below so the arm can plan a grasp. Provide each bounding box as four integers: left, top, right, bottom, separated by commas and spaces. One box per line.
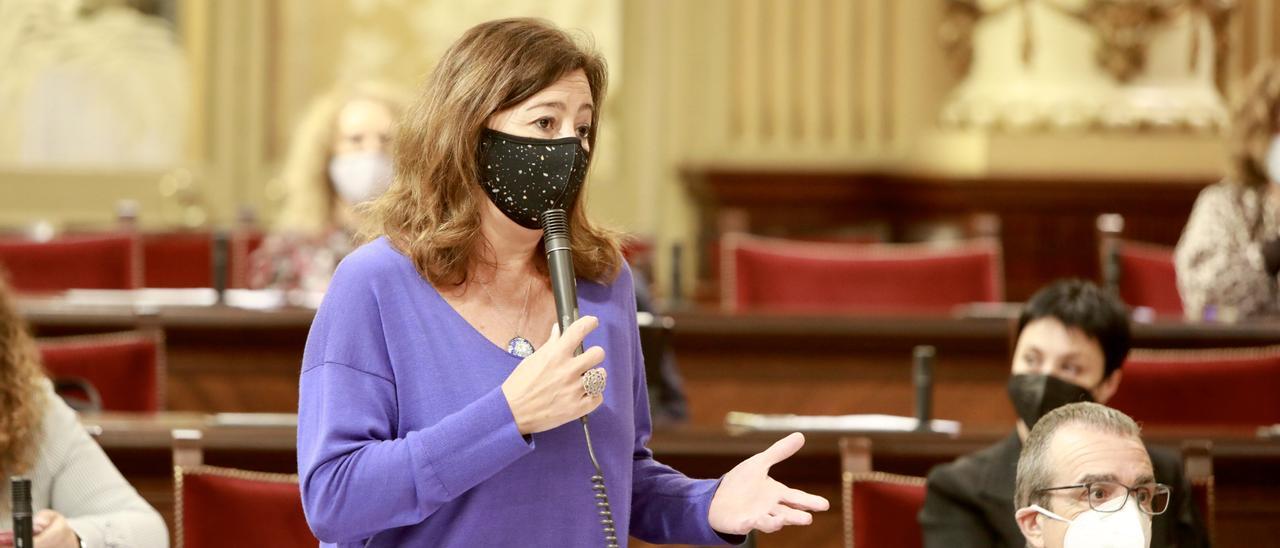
296, 18, 828, 547
1176, 62, 1280, 320
0, 272, 167, 548
249, 81, 409, 293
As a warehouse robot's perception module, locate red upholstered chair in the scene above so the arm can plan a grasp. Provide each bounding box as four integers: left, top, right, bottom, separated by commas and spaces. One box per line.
37, 330, 164, 412
173, 430, 316, 548
839, 437, 927, 548
0, 233, 141, 292
721, 233, 1003, 314
1114, 241, 1182, 317
845, 472, 927, 548
1108, 346, 1280, 427
1097, 214, 1183, 317
142, 231, 213, 288
229, 229, 265, 289
1182, 440, 1216, 546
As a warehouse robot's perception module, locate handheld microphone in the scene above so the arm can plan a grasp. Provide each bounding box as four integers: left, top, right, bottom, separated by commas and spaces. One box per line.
540, 209, 582, 349
913, 345, 935, 431
539, 208, 617, 548
11, 476, 33, 548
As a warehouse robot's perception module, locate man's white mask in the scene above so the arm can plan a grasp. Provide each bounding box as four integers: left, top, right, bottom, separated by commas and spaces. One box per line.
1028, 494, 1151, 548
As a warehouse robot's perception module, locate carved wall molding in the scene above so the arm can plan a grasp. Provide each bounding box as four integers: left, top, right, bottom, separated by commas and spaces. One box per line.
940, 0, 1235, 131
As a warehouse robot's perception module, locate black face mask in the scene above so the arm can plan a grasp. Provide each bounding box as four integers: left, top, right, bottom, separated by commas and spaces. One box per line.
477, 128, 590, 230
1006, 374, 1095, 429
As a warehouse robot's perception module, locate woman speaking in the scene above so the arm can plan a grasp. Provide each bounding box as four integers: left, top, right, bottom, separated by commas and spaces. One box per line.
296, 18, 828, 546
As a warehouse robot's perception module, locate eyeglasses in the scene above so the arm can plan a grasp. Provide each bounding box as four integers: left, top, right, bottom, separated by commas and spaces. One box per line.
1036, 481, 1171, 515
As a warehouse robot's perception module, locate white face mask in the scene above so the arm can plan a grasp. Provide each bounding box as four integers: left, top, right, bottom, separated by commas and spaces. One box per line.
1029, 494, 1152, 548
328, 151, 393, 204
1266, 136, 1280, 186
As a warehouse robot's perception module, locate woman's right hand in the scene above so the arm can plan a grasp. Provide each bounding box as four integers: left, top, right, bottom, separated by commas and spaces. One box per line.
501, 315, 607, 435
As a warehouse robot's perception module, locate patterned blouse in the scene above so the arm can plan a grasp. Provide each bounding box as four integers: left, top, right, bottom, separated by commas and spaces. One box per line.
1174, 181, 1280, 320
248, 228, 357, 293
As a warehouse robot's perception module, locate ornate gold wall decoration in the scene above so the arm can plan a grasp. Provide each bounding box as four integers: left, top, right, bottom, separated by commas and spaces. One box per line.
0, 0, 189, 167
941, 0, 1235, 131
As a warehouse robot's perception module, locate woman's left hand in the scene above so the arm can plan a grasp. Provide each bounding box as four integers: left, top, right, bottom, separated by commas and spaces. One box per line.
707, 432, 831, 535
33, 510, 81, 548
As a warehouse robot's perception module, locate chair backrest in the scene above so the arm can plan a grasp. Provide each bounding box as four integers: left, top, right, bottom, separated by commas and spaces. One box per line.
0, 233, 141, 292
1115, 241, 1182, 316
229, 229, 265, 289
142, 231, 214, 288
1109, 346, 1280, 427
844, 471, 927, 548
1181, 440, 1215, 547
1096, 214, 1182, 317
172, 430, 316, 548
37, 330, 164, 412
838, 437, 927, 548
175, 467, 314, 548
721, 233, 1003, 314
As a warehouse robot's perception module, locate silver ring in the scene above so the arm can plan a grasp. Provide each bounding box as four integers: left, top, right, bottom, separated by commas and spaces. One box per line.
582, 368, 606, 397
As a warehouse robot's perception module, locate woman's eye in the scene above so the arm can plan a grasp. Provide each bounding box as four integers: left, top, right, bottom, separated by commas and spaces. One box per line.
576, 125, 591, 138
534, 118, 554, 130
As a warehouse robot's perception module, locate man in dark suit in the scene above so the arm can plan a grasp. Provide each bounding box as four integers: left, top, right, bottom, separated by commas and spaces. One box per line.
918, 280, 1209, 547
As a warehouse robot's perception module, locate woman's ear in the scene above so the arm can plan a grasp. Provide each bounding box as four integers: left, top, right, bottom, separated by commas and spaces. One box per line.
1094, 369, 1123, 404
1014, 507, 1047, 548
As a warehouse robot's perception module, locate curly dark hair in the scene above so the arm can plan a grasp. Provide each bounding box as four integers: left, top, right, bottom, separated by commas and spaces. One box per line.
0, 270, 46, 478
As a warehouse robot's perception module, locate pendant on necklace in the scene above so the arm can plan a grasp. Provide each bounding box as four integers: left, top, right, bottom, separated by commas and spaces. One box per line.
507, 336, 535, 358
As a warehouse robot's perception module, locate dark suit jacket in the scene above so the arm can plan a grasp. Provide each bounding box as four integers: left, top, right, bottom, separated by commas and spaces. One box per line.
919, 432, 1210, 548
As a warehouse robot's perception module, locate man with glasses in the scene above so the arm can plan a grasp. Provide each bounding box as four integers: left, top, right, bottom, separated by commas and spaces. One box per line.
1014, 402, 1167, 548
920, 280, 1208, 547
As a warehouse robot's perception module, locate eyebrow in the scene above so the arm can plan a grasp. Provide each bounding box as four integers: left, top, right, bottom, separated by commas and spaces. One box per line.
525, 101, 594, 113
1075, 473, 1120, 484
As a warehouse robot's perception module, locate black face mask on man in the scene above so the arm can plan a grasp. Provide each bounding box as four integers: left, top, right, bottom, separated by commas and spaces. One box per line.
1006, 373, 1096, 429
477, 128, 589, 229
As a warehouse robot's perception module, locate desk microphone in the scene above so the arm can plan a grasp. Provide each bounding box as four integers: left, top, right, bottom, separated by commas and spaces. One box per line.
540, 208, 617, 548
212, 229, 230, 303
913, 345, 935, 431
11, 476, 33, 548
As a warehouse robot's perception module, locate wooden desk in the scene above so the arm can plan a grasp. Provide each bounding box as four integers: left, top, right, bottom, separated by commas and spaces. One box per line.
669, 311, 1280, 427
24, 298, 1280, 424
83, 413, 1280, 548
23, 297, 314, 412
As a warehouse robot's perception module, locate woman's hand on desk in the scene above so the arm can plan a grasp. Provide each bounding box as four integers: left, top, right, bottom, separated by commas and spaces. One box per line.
0, 510, 81, 548
707, 432, 831, 535
502, 316, 606, 435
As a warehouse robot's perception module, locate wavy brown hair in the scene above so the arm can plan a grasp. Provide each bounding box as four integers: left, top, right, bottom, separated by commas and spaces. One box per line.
364, 18, 621, 286
1228, 61, 1280, 188
0, 271, 46, 478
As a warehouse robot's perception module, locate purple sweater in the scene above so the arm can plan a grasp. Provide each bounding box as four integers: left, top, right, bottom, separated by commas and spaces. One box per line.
297, 237, 730, 547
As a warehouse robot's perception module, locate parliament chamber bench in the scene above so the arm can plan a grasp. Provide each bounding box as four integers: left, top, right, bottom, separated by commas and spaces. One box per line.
82, 413, 1280, 548
23, 296, 1280, 426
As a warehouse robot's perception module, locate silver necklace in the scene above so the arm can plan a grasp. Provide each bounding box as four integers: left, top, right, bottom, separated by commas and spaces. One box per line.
479, 275, 535, 358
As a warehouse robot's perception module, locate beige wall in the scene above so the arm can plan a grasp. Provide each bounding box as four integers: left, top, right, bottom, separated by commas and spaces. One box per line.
3, 0, 1279, 292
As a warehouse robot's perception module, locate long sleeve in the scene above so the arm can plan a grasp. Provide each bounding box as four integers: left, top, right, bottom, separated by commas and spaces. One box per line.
36, 384, 169, 548
296, 256, 533, 544
1175, 183, 1280, 319
620, 267, 740, 546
